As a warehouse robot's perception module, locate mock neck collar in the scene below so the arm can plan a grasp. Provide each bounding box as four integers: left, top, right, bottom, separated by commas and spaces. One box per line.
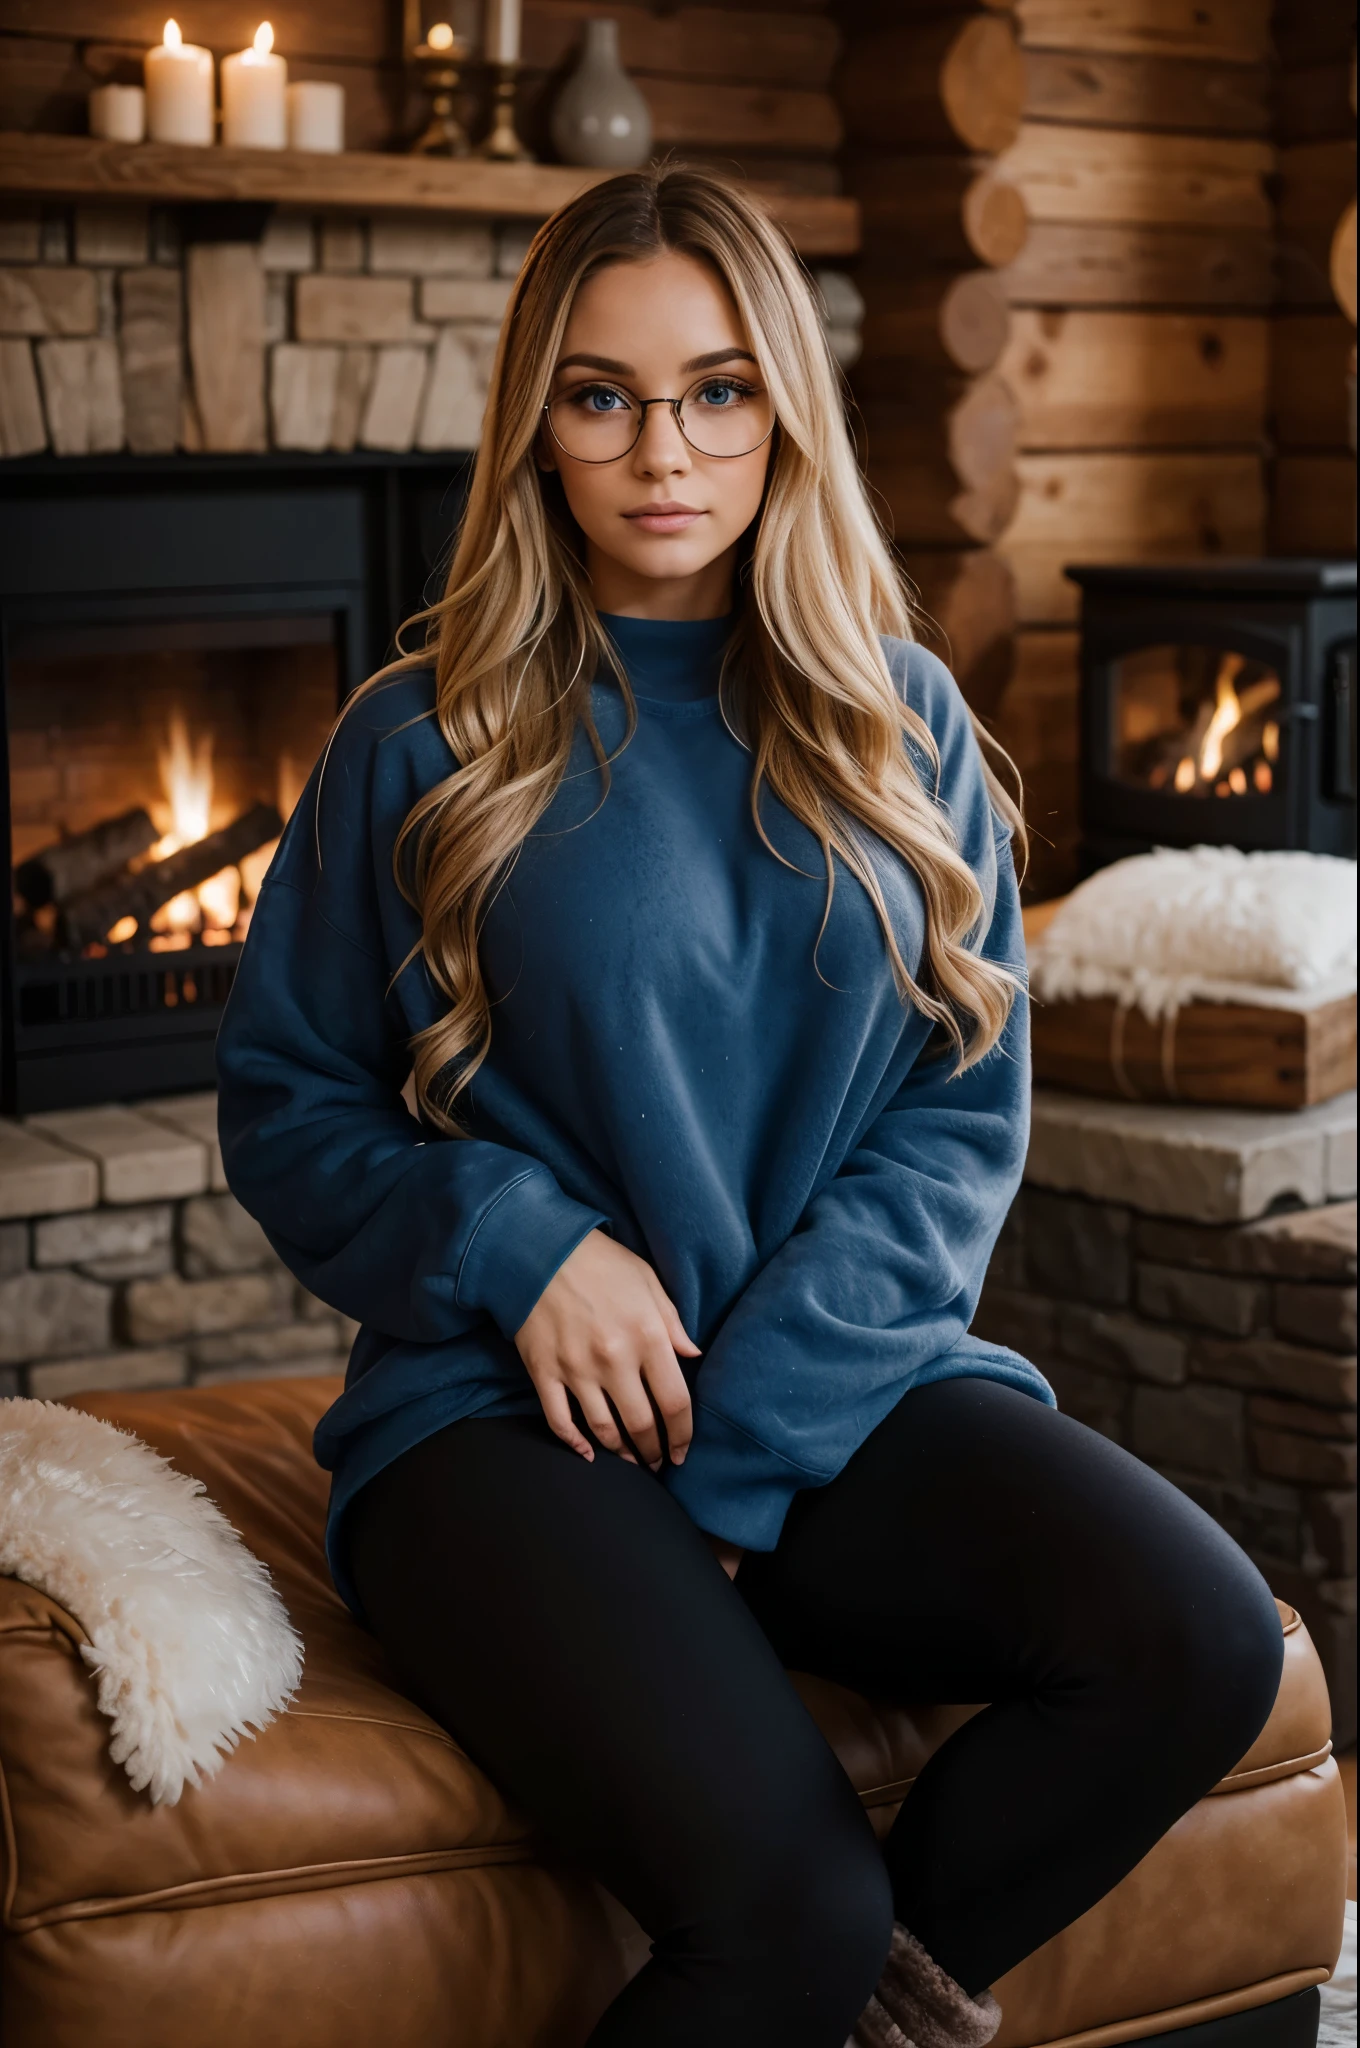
598, 610, 737, 701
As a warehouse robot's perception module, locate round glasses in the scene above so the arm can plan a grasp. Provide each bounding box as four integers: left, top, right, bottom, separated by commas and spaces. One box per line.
543, 373, 775, 464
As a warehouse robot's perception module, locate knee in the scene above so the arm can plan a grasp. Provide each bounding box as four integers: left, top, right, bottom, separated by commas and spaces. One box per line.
1123, 1541, 1285, 1778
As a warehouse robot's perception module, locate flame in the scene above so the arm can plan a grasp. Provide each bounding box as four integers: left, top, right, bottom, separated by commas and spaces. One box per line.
163, 19, 183, 50
1174, 756, 1196, 794
198, 866, 241, 929
155, 709, 213, 857
1198, 653, 1245, 782
253, 20, 274, 55
1263, 720, 1280, 763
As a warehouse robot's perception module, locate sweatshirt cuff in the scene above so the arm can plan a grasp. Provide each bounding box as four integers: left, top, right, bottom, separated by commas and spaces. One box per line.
662, 1402, 826, 1552
456, 1170, 609, 1341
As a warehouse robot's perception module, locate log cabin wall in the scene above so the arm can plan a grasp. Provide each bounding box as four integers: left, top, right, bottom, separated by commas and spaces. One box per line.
0, 2, 844, 195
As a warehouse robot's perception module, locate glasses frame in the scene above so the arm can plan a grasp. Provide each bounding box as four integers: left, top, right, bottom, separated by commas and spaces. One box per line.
541, 378, 777, 466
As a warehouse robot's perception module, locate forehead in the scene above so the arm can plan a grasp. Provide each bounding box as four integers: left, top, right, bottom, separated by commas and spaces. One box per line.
560, 250, 748, 361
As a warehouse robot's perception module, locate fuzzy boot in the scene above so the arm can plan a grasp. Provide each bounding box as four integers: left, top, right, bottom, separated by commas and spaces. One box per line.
849, 1924, 1002, 2048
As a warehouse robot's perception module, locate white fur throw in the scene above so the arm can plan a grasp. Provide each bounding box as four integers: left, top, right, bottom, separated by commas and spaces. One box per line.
0, 1399, 302, 1805
1029, 846, 1358, 1021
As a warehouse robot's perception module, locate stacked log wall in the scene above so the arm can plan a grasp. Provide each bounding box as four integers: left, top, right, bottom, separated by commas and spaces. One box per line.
1269, 0, 1356, 557
0, 1, 843, 195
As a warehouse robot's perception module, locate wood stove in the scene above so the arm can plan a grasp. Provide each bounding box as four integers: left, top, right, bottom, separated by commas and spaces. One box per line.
1067, 559, 1357, 874
1, 453, 468, 1115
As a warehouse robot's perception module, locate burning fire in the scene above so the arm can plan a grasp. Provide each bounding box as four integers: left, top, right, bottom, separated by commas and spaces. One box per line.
1158, 653, 1281, 800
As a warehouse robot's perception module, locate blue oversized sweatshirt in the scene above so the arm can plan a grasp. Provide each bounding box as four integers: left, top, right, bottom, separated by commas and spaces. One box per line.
216, 613, 1053, 1617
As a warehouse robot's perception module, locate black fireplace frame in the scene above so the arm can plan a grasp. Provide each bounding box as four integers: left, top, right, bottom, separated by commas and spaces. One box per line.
1067, 558, 1357, 873
0, 450, 470, 1116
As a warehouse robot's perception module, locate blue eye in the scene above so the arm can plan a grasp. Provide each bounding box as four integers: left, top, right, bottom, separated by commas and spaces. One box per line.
695, 380, 747, 408
574, 385, 631, 414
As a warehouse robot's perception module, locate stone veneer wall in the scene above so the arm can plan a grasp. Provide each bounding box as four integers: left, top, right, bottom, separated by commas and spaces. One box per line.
0, 200, 861, 461
974, 1191, 1358, 1748
0, 1093, 355, 1402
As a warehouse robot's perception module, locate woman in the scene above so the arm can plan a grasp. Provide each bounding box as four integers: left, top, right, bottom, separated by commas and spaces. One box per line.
217, 166, 1283, 2048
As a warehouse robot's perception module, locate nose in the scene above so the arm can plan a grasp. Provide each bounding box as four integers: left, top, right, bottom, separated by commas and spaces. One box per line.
631, 400, 692, 479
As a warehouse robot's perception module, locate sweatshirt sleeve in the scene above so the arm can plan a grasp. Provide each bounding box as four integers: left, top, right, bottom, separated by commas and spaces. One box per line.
664, 651, 1042, 1550
215, 679, 610, 1347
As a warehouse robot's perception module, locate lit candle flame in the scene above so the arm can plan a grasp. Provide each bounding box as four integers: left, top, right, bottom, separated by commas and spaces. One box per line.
163, 18, 183, 49
426, 20, 455, 48
253, 21, 275, 55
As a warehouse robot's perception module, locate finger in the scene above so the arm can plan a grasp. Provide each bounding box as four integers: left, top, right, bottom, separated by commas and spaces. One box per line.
578, 1387, 634, 1462
649, 1281, 702, 1358
610, 1382, 664, 1472
536, 1379, 594, 1462
640, 1344, 694, 1464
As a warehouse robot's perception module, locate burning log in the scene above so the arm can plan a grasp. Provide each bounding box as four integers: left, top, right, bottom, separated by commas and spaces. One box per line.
62, 803, 282, 951
15, 807, 157, 912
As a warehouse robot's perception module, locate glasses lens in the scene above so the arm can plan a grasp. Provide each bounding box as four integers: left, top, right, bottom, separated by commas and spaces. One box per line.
547, 386, 640, 462
678, 375, 773, 458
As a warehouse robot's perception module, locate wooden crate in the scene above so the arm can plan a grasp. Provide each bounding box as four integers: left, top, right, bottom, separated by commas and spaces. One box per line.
1022, 902, 1357, 1108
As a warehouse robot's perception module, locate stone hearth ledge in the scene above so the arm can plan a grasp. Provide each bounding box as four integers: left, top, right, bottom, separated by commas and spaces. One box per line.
1028, 1088, 1358, 1225
0, 1092, 223, 1216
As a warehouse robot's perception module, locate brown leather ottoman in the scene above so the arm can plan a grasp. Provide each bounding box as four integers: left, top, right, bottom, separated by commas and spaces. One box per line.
0, 1378, 1348, 2048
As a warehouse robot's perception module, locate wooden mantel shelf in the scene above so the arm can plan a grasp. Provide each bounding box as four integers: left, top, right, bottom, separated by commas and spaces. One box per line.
0, 133, 859, 257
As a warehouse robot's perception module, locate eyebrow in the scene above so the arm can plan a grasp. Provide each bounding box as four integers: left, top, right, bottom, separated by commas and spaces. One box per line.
554, 346, 759, 376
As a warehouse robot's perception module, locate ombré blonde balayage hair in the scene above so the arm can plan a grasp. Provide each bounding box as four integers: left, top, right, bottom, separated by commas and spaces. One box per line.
373, 162, 1024, 1132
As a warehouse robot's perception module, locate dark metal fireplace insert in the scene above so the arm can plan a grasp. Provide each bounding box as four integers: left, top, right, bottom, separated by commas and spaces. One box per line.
1, 453, 468, 1116
1068, 559, 1357, 874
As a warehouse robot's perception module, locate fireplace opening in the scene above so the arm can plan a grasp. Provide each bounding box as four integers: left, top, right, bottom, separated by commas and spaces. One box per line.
1113, 643, 1284, 801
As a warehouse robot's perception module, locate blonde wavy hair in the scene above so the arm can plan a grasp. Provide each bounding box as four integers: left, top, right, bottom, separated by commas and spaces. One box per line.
362, 163, 1024, 1132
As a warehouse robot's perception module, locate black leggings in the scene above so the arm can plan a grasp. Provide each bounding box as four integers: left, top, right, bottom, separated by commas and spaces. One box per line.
347, 1377, 1283, 2048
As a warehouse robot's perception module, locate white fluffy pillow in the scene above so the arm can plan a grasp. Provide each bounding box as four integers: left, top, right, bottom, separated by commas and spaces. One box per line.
1029, 846, 1357, 1020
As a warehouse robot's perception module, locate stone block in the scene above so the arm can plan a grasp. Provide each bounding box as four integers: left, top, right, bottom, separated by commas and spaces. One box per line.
368, 218, 494, 278
970, 1283, 1056, 1361
0, 204, 41, 262
187, 242, 267, 453
94, 267, 116, 338
295, 274, 431, 345
74, 206, 149, 266
39, 214, 69, 264
1024, 1189, 1131, 1305
1056, 1302, 1188, 1385
35, 1203, 173, 1271
263, 271, 289, 346
180, 1192, 273, 1277
359, 345, 430, 452
28, 1347, 187, 1400
0, 1222, 26, 1277
191, 1320, 344, 1369
1247, 1393, 1357, 1441
35, 336, 124, 455
320, 218, 365, 273
0, 1119, 98, 1221
123, 1269, 294, 1345
0, 1269, 112, 1365
150, 208, 181, 265
119, 266, 182, 456
270, 343, 341, 451
0, 266, 97, 337
420, 276, 514, 323
28, 1105, 207, 1205
1306, 1489, 1357, 1578
1192, 1333, 1357, 1407
261, 211, 315, 272
1252, 1427, 1357, 1486
417, 326, 487, 450
1136, 1202, 1357, 1282
329, 345, 373, 452
137, 1093, 226, 1191
193, 1354, 345, 1387
1326, 1119, 1356, 1200
1135, 1262, 1266, 1337
1027, 1088, 1356, 1225
1273, 1281, 1357, 1354
1131, 1382, 1244, 1480
1044, 1356, 1130, 1441
496, 223, 535, 278
0, 339, 46, 456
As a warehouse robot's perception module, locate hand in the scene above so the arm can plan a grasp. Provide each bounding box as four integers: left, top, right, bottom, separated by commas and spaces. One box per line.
514, 1228, 700, 1471
706, 1534, 745, 1581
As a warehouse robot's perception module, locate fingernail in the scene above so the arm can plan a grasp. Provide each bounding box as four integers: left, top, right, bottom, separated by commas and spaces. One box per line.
649, 1459, 662, 1474
673, 1448, 687, 1465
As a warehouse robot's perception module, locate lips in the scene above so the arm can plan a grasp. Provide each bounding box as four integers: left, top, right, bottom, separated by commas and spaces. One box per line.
623, 502, 705, 533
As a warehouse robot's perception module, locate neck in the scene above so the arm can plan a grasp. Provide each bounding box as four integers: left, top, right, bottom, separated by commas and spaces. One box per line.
585, 543, 737, 621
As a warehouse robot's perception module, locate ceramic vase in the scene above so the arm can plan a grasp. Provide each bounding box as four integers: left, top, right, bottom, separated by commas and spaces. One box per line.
550, 19, 652, 170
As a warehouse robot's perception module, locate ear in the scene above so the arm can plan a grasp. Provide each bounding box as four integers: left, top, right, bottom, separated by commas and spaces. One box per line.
535, 424, 559, 474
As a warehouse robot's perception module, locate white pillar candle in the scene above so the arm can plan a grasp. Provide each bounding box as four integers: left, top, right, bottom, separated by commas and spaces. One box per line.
89, 83, 147, 143
144, 20, 215, 147
286, 80, 344, 153
486, 0, 521, 65
222, 23, 288, 150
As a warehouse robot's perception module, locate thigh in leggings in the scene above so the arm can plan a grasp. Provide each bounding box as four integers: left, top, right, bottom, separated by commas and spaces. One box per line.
735, 1376, 1286, 1996
346, 1414, 893, 2048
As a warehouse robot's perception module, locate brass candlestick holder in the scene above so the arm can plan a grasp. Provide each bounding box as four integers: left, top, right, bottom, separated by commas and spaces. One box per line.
476, 59, 533, 161
408, 28, 472, 156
